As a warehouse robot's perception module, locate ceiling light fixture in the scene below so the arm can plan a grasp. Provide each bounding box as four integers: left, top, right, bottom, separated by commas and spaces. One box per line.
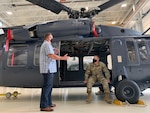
6, 11, 13, 15
121, 4, 127, 8
85, 7, 89, 11
111, 21, 116, 24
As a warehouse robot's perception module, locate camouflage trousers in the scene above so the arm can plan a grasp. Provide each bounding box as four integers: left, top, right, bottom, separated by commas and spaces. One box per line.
87, 76, 110, 93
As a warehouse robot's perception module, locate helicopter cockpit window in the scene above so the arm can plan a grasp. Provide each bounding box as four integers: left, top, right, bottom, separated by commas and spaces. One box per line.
67, 57, 79, 71
137, 40, 148, 61
126, 40, 137, 62
83, 56, 93, 70
34, 45, 41, 66
7, 45, 28, 67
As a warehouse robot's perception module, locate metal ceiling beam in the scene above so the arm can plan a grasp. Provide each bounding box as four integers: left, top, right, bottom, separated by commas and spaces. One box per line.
123, 0, 148, 27
0, 16, 12, 27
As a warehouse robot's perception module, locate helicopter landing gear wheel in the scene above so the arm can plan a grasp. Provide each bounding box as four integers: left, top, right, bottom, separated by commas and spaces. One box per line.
115, 79, 140, 104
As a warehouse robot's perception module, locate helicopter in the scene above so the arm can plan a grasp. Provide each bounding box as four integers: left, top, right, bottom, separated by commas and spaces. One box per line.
0, 0, 150, 104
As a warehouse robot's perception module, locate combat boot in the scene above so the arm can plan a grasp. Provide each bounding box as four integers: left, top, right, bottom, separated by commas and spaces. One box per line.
95, 90, 103, 95
104, 93, 112, 104
86, 91, 92, 103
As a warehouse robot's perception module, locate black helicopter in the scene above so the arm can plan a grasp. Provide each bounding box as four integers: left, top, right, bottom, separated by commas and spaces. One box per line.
0, 0, 150, 104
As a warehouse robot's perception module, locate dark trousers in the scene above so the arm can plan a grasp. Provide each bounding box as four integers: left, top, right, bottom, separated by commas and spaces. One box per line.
40, 73, 54, 108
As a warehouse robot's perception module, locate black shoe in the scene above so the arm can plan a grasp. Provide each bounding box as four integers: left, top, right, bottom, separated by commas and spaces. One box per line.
40, 107, 54, 112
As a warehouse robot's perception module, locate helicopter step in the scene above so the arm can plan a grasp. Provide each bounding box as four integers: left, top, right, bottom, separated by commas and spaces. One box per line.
59, 81, 104, 87
0, 91, 21, 99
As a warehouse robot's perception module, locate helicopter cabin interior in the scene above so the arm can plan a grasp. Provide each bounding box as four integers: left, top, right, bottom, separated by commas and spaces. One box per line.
56, 38, 111, 86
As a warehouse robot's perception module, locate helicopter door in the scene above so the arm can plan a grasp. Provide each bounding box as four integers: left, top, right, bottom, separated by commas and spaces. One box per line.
2, 44, 34, 87
125, 38, 150, 82
111, 38, 127, 83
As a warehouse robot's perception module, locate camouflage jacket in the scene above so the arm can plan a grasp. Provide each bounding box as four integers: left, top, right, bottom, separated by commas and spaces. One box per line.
84, 62, 110, 81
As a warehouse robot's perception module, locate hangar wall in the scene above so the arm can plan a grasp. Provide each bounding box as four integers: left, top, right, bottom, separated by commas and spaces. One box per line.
142, 13, 150, 34
125, 0, 150, 34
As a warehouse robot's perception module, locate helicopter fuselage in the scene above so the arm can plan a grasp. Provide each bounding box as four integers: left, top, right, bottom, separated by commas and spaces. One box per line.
0, 18, 150, 104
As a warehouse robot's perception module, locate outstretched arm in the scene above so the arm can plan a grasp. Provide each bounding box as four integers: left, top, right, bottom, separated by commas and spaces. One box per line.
48, 53, 69, 60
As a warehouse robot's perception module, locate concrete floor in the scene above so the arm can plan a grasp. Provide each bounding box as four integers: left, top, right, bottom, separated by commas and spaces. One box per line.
0, 87, 150, 113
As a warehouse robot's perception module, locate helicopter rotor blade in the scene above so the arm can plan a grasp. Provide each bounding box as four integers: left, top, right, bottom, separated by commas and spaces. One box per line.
98, 0, 125, 12
26, 0, 125, 19
26, 0, 72, 14
86, 0, 125, 18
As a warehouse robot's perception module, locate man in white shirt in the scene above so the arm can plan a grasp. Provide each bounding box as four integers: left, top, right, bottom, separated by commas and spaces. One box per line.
39, 33, 69, 112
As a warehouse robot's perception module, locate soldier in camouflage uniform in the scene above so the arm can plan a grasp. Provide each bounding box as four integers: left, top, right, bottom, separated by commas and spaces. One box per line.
83, 55, 112, 104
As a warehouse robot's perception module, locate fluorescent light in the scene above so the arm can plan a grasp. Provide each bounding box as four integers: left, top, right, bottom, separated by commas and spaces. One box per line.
85, 7, 88, 11
111, 21, 116, 24
0, 22, 2, 26
121, 4, 127, 7
6, 11, 13, 15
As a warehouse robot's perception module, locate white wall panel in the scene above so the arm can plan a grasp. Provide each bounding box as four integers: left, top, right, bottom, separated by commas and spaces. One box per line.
142, 12, 150, 34
125, 0, 150, 34
142, 0, 150, 35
